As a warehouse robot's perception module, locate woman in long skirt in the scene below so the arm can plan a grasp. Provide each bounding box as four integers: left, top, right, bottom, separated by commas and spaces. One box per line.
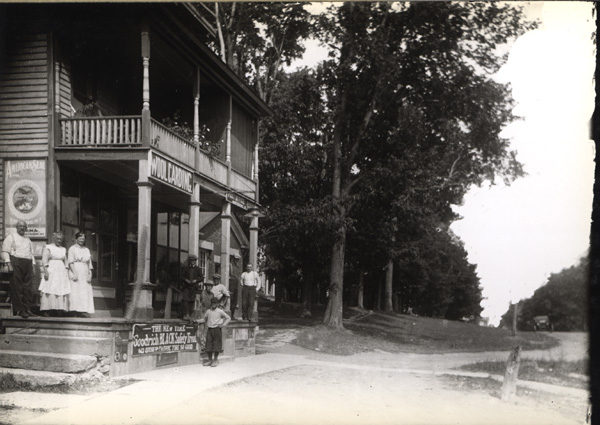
38, 231, 70, 315
67, 232, 94, 317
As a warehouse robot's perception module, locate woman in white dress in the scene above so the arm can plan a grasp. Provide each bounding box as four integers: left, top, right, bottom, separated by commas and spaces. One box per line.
67, 232, 95, 317
38, 231, 70, 315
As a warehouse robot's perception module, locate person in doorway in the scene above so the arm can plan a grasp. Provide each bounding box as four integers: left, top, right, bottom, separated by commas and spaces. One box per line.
210, 274, 230, 310
38, 231, 70, 316
181, 255, 203, 320
1, 220, 35, 318
240, 264, 260, 321
202, 298, 230, 367
67, 232, 95, 317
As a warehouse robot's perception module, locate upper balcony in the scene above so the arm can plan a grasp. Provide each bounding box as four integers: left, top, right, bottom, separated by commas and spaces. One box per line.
51, 9, 266, 205
57, 115, 257, 200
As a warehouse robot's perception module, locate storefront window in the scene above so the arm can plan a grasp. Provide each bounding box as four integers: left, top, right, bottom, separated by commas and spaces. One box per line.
153, 209, 189, 286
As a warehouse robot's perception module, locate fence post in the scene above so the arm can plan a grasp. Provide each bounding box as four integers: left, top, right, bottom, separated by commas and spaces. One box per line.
501, 345, 522, 401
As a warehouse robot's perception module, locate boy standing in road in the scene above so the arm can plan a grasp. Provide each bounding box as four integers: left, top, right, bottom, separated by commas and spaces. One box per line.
202, 298, 230, 367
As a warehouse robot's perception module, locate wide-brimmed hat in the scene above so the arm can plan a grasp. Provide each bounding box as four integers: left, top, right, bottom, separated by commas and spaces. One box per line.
213, 273, 221, 280
188, 254, 198, 260
204, 280, 214, 286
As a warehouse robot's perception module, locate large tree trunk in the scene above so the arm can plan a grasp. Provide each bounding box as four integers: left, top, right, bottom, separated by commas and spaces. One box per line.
301, 266, 313, 318
323, 227, 346, 328
357, 271, 364, 309
385, 259, 393, 312
274, 276, 283, 309
323, 89, 347, 328
377, 276, 382, 311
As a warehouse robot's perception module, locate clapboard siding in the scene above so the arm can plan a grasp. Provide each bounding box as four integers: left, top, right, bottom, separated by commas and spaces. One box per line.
58, 61, 72, 117
0, 30, 49, 157
0, 159, 4, 237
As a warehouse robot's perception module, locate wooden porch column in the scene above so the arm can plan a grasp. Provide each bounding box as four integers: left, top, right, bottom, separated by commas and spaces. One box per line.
226, 95, 232, 185
249, 208, 260, 321
141, 26, 151, 147
128, 159, 154, 319
189, 68, 201, 259
254, 121, 260, 201
220, 201, 231, 291
189, 181, 200, 258
193, 68, 201, 171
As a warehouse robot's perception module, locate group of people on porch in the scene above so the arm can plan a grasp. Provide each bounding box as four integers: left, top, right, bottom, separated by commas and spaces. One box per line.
1, 220, 261, 321
1, 221, 94, 318
180, 256, 261, 322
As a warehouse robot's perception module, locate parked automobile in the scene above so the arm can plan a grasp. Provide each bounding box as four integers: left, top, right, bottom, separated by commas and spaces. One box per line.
533, 315, 553, 332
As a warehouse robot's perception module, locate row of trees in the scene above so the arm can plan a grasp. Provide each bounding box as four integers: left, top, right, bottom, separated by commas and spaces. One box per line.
202, 2, 535, 327
500, 257, 588, 331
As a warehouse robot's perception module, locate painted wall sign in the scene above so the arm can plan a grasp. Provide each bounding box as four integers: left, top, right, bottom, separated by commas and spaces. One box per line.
132, 322, 197, 356
149, 151, 193, 194
4, 159, 46, 238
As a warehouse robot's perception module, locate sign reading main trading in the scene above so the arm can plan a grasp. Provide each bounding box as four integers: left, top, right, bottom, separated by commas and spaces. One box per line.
149, 151, 193, 194
132, 323, 198, 356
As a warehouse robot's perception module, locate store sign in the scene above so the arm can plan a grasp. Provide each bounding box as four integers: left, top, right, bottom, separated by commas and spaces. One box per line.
132, 323, 198, 356
225, 191, 248, 209
149, 151, 193, 194
4, 159, 46, 238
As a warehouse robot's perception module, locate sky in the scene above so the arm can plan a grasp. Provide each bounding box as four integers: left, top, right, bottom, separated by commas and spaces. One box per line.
290, 2, 595, 326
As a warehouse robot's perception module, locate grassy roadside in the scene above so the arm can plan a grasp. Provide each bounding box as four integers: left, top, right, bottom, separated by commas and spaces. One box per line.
457, 359, 588, 389
259, 299, 558, 355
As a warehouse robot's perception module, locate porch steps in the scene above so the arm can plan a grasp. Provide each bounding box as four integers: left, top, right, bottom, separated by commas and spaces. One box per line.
0, 367, 78, 387
0, 350, 97, 373
0, 334, 112, 356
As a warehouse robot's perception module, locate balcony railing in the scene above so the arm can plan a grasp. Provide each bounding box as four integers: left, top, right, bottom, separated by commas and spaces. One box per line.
59, 116, 142, 146
58, 115, 257, 201
150, 119, 195, 169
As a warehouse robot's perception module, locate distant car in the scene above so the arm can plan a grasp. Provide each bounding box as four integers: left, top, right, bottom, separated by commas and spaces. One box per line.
533, 315, 553, 332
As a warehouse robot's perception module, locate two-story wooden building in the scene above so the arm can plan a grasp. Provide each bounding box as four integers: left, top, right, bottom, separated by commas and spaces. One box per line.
0, 3, 267, 377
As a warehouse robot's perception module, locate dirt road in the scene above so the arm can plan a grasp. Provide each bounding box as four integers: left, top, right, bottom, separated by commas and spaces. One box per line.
13, 330, 589, 425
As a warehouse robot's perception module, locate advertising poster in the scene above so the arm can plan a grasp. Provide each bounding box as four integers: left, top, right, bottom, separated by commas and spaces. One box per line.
4, 160, 46, 238
132, 323, 198, 356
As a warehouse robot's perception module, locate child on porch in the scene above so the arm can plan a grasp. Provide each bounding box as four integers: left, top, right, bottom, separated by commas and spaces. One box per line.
202, 298, 230, 367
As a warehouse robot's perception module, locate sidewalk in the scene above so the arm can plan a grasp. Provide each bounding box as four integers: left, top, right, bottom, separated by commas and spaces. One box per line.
18, 347, 588, 425
19, 353, 308, 425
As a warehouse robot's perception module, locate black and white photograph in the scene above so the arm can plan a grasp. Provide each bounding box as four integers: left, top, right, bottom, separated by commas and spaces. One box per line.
0, 1, 594, 424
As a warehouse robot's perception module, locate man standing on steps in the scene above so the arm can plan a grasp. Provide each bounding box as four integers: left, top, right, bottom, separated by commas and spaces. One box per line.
240, 264, 260, 321
1, 221, 35, 318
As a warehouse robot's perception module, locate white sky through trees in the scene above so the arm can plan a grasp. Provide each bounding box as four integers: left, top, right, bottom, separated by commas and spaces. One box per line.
289, 2, 595, 325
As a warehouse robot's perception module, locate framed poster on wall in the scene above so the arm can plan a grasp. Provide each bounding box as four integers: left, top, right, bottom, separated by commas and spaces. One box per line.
4, 159, 46, 238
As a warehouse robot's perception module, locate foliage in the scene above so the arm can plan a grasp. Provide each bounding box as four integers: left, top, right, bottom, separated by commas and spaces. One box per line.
209, 2, 312, 103
205, 2, 535, 324
313, 2, 534, 326
160, 110, 220, 157
500, 256, 588, 331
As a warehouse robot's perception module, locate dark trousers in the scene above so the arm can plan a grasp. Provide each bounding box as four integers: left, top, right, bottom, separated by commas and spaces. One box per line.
9, 256, 33, 313
242, 285, 256, 320
205, 327, 222, 352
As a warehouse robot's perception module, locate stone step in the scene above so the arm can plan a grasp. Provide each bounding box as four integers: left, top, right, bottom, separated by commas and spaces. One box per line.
3, 327, 117, 338
0, 350, 97, 373
0, 367, 77, 387
0, 334, 112, 356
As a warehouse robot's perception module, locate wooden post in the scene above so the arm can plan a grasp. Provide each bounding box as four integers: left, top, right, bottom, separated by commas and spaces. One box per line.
193, 68, 201, 171
164, 286, 173, 319
141, 26, 151, 147
501, 345, 522, 401
220, 201, 231, 291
